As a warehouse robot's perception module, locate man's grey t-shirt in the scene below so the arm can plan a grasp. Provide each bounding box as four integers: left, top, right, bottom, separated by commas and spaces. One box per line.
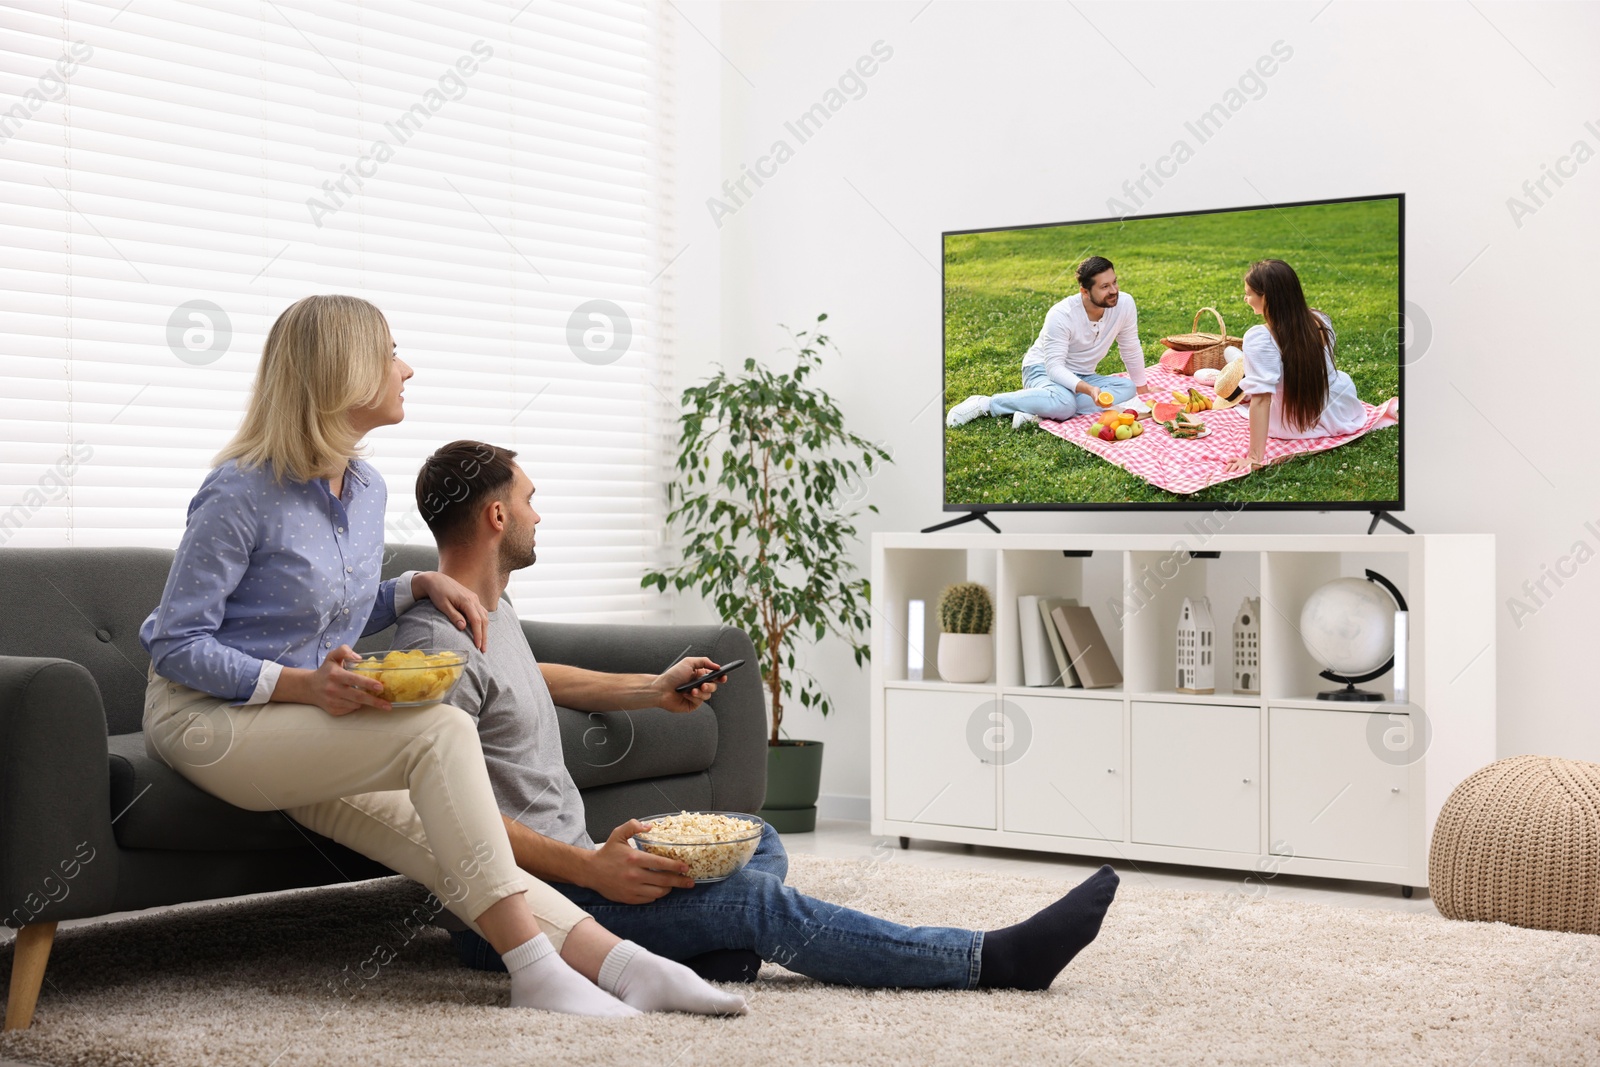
393, 600, 595, 849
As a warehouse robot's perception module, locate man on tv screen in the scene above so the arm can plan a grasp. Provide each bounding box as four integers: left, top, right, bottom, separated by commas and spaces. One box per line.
946, 256, 1149, 430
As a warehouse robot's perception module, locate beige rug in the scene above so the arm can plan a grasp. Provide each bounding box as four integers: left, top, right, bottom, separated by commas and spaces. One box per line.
3, 853, 1598, 1066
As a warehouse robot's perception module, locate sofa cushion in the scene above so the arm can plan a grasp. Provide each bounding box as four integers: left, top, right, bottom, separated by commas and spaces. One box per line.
0, 547, 172, 735
107, 733, 310, 851
556, 704, 718, 791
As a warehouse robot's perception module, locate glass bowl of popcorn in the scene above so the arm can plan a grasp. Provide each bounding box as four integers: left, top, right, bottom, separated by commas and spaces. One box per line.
632, 811, 765, 883
346, 648, 468, 707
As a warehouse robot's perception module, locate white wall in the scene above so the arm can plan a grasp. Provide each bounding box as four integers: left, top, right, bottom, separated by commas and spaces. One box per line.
666, 1, 1600, 809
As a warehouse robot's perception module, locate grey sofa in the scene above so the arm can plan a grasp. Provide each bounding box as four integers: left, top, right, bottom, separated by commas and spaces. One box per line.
0, 544, 765, 1029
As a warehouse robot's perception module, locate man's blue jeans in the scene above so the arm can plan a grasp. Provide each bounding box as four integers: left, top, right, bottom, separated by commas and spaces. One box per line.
986, 363, 1138, 419
451, 825, 983, 989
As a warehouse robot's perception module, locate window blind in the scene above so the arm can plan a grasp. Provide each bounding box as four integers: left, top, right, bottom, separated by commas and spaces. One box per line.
0, 0, 675, 622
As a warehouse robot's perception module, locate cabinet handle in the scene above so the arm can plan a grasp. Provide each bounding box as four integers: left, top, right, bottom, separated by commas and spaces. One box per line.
1106, 768, 1116, 774
1391, 787, 1400, 793
1242, 778, 1252, 784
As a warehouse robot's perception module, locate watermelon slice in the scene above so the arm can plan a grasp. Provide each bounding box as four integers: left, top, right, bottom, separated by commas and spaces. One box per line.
1151, 401, 1182, 422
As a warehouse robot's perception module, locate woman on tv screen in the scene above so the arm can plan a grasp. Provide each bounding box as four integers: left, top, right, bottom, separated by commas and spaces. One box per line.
1220, 258, 1372, 473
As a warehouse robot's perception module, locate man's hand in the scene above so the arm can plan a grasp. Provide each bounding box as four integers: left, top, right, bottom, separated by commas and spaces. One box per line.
582, 820, 696, 903
652, 656, 723, 713
1134, 383, 1149, 396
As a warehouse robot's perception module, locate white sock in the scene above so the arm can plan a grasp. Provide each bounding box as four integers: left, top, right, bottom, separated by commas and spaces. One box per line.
1012, 412, 1039, 430
598, 940, 749, 1016
503, 934, 640, 1017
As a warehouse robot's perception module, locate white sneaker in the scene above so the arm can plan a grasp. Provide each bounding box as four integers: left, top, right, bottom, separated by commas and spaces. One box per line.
946, 395, 991, 427
1012, 412, 1039, 430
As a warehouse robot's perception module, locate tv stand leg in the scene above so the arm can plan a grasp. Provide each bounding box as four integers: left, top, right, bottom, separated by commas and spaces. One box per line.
921, 511, 1001, 534
1367, 510, 1415, 535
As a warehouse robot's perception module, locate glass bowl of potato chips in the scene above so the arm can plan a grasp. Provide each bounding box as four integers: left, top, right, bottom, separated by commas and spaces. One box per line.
347, 648, 467, 707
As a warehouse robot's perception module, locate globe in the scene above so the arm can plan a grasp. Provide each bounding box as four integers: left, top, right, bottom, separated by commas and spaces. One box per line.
1299, 577, 1396, 677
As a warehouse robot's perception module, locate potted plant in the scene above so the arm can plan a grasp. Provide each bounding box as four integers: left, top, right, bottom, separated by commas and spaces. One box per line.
935, 582, 994, 683
643, 315, 892, 833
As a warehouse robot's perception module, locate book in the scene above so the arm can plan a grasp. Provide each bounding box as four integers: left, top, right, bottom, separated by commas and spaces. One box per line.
1018, 596, 1053, 686
1036, 596, 1081, 686
1050, 604, 1122, 689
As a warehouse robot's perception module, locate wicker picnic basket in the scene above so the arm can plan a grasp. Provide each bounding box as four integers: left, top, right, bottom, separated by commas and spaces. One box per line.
1159, 307, 1245, 375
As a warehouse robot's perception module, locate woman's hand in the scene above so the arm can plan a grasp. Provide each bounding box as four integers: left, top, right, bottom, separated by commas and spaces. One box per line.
280, 644, 393, 716
411, 571, 488, 652
1223, 454, 1264, 474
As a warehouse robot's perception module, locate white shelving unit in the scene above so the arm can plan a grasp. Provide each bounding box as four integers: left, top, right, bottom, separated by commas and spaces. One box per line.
870, 532, 1495, 892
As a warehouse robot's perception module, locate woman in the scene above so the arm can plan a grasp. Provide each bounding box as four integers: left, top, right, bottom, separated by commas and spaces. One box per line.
139, 295, 745, 1018
1221, 259, 1369, 474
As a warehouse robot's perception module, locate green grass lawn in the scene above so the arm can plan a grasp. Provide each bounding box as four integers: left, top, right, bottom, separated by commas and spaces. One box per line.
943, 199, 1402, 506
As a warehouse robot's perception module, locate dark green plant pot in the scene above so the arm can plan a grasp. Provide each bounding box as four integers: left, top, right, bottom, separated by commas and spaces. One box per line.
758, 739, 824, 833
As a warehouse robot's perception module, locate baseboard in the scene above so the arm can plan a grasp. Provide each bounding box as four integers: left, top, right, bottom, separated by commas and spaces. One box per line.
816, 793, 870, 822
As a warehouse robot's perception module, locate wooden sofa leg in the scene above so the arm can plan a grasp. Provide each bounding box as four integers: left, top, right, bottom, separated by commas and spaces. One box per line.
4, 921, 57, 1030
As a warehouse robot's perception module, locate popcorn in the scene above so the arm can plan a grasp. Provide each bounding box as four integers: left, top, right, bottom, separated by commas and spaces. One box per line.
633, 811, 762, 882
347, 648, 466, 705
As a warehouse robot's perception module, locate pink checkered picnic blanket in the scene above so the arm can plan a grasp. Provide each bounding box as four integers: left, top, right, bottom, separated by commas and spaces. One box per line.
1040, 366, 1400, 495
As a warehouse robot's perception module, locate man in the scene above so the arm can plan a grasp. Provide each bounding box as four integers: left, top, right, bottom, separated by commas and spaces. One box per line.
947, 255, 1149, 430
395, 440, 1120, 991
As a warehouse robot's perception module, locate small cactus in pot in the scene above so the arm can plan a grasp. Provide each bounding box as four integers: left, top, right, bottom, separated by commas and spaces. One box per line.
935, 582, 994, 683
937, 582, 994, 634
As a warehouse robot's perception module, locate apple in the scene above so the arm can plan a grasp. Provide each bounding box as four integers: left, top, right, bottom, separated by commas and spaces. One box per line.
1131, 422, 1143, 436
1098, 425, 1117, 441
1115, 424, 1132, 440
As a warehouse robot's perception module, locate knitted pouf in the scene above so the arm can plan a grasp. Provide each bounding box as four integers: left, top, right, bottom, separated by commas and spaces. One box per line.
1429, 754, 1600, 934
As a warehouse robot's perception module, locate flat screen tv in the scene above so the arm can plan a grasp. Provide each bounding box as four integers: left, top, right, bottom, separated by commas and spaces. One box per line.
940, 193, 1403, 524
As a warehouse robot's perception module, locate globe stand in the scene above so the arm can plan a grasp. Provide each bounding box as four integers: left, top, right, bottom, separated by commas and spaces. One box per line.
1316, 669, 1387, 702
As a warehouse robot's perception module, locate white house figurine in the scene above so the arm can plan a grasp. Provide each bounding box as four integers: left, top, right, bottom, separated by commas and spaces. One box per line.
1176, 595, 1215, 694
1233, 597, 1260, 695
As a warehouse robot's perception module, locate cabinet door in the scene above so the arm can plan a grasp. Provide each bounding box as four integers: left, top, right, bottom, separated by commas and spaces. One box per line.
1132, 702, 1259, 853
1003, 696, 1123, 841
1269, 707, 1409, 867
884, 688, 996, 829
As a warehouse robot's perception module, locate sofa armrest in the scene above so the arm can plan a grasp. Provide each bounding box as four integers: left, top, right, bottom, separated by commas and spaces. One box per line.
0, 657, 119, 926
519, 621, 768, 815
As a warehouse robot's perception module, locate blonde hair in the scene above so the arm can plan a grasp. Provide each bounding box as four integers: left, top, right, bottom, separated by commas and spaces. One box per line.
215, 295, 392, 484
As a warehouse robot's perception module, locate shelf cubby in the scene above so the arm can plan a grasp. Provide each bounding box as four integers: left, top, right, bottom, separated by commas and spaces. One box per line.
1260, 549, 1412, 702
996, 548, 1124, 689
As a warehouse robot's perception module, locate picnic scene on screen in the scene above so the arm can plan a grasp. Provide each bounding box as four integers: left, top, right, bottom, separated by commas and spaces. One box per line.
943, 194, 1403, 510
